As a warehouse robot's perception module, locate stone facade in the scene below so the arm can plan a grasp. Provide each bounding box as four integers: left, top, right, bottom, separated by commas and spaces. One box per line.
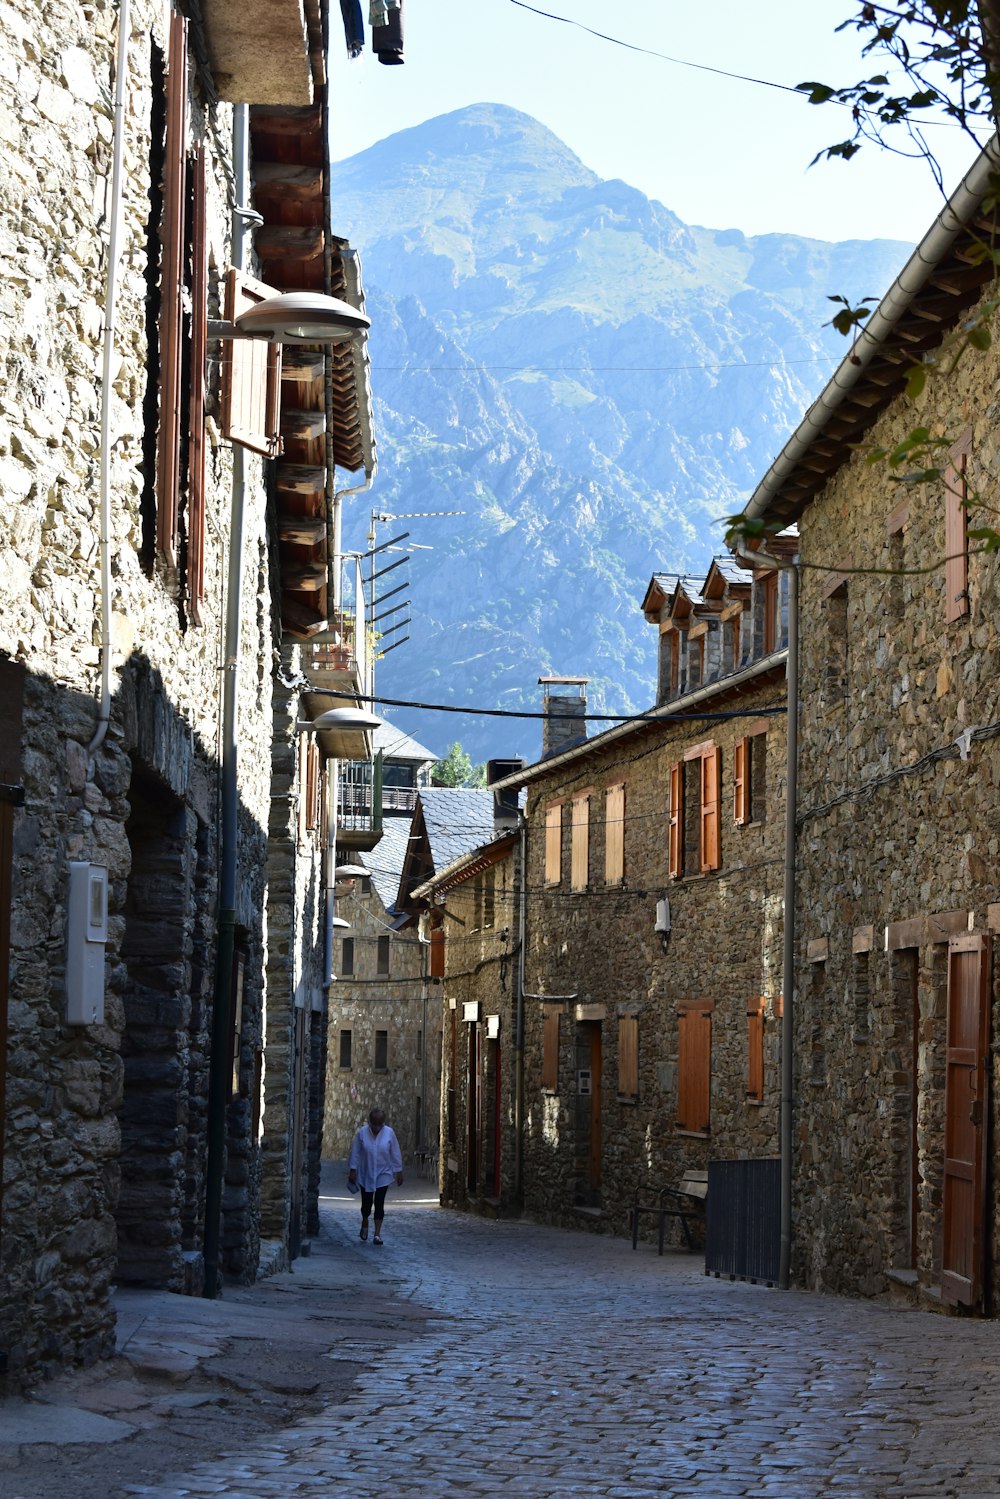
322, 877, 435, 1164
766, 276, 1000, 1310
0, 0, 343, 1387
427, 838, 520, 1216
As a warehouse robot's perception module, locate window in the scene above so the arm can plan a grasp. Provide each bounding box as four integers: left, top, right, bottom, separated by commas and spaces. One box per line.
542, 1005, 560, 1091
339, 1029, 352, 1069
341, 937, 355, 977
377, 935, 390, 976
733, 737, 750, 827
668, 761, 683, 879
683, 742, 721, 872
430, 925, 445, 979
945, 428, 972, 622
374, 1029, 388, 1071
853, 952, 870, 1042
676, 1002, 712, 1133
604, 783, 625, 885
618, 1015, 638, 1100
822, 578, 849, 708
570, 792, 591, 891
484, 866, 495, 929
746, 997, 764, 1103
544, 802, 563, 885
750, 732, 767, 824
416, 1028, 423, 1060
687, 627, 705, 691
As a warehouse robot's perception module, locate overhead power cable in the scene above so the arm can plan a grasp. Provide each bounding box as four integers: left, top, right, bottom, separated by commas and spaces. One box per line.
312, 688, 786, 724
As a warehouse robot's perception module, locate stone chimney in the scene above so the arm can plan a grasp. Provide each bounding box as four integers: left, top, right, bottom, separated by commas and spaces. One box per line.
539, 676, 588, 758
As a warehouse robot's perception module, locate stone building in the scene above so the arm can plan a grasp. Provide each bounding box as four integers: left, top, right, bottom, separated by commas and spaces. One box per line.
411, 818, 520, 1216
739, 137, 1000, 1312
322, 719, 440, 1164
0, 0, 377, 1387
484, 565, 787, 1243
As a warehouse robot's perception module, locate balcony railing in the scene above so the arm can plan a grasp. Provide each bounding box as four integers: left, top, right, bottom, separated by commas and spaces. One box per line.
338, 751, 383, 836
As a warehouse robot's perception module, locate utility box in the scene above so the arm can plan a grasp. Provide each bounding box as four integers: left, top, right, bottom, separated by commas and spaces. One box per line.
66, 862, 108, 1025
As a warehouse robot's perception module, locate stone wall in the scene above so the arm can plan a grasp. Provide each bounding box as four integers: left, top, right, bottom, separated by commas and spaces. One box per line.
517, 675, 784, 1246
322, 881, 435, 1164
791, 290, 1000, 1308
0, 1, 279, 1387
437, 847, 520, 1216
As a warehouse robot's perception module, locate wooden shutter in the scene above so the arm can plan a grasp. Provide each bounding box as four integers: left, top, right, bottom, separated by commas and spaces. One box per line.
571, 793, 590, 891
186, 145, 208, 625
668, 761, 683, 879
746, 996, 765, 1102
677, 1004, 712, 1132
542, 1005, 560, 1091
700, 745, 721, 872
762, 571, 778, 654
733, 737, 749, 826
221, 268, 284, 455
944, 431, 971, 623
604, 783, 625, 885
544, 802, 562, 885
156, 9, 189, 582
618, 1015, 638, 1099
941, 933, 991, 1306
430, 926, 445, 979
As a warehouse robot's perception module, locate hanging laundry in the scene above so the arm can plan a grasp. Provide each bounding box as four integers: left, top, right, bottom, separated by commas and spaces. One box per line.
372, 0, 403, 65
369, 1, 388, 26
340, 0, 364, 57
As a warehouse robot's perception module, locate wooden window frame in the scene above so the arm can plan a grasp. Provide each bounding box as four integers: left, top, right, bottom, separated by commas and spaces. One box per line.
762, 570, 779, 655
733, 737, 750, 827
668, 761, 683, 879
618, 1014, 638, 1101
570, 790, 591, 892
156, 9, 189, 586
604, 782, 625, 885
699, 744, 721, 872
221, 267, 284, 456
746, 996, 765, 1103
676, 1000, 713, 1134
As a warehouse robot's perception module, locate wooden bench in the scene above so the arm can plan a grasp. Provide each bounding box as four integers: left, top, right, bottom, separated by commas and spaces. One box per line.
630, 1171, 708, 1254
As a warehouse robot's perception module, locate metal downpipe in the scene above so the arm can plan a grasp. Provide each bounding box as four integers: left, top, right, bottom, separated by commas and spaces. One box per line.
513, 813, 527, 1205
204, 103, 251, 1299
778, 558, 799, 1290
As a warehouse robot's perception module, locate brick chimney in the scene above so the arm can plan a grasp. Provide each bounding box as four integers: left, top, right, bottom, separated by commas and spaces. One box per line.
539, 676, 588, 758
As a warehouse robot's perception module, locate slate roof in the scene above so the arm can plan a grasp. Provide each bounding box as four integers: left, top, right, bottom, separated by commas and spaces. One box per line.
355, 818, 415, 911
373, 718, 438, 765
419, 788, 497, 871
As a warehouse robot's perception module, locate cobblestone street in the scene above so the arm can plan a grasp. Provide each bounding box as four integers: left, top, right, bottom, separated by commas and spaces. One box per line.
6, 1169, 1000, 1498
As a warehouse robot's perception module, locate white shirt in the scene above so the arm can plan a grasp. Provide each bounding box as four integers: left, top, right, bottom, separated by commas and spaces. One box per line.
348, 1123, 403, 1190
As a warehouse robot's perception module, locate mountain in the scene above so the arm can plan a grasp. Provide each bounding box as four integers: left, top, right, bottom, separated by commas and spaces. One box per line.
329, 105, 909, 763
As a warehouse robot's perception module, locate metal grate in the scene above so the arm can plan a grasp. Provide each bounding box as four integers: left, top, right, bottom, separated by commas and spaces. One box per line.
705, 1157, 781, 1286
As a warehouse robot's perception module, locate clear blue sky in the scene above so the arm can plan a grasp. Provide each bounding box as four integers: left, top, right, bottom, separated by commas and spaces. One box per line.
328, 0, 989, 245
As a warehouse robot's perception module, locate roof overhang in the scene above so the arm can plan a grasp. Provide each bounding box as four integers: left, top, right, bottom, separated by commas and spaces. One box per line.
745, 134, 1000, 531
201, 0, 320, 104
411, 833, 518, 902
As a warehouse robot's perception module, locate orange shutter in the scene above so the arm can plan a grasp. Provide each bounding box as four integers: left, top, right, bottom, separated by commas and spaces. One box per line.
668, 761, 683, 878
430, 926, 445, 979
746, 996, 764, 1102
542, 1005, 560, 1091
571, 794, 590, 891
700, 745, 721, 871
942, 933, 991, 1305
763, 571, 778, 654
605, 783, 625, 884
544, 803, 562, 884
221, 268, 284, 455
677, 1005, 712, 1132
618, 1015, 638, 1098
733, 737, 749, 826
156, 10, 189, 583
944, 434, 971, 622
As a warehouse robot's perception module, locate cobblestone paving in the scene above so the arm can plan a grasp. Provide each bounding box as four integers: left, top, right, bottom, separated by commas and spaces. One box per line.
127, 1183, 1000, 1498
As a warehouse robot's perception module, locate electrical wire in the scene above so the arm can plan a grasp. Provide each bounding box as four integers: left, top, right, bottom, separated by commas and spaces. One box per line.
315, 687, 786, 725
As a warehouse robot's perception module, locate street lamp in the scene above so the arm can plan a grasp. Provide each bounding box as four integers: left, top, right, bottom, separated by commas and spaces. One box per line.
209, 291, 370, 345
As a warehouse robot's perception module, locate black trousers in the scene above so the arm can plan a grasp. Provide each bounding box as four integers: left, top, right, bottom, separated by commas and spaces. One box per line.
361, 1184, 389, 1220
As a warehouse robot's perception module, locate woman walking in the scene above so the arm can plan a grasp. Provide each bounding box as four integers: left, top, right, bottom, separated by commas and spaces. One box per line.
347, 1108, 404, 1246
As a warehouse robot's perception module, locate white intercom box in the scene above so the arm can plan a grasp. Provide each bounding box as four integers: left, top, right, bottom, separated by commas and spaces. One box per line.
66, 861, 108, 1025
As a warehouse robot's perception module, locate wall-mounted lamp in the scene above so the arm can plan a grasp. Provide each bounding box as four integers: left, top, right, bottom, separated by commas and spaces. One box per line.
296, 705, 382, 734
335, 863, 369, 879
331, 916, 352, 930
209, 291, 370, 346
654, 897, 672, 954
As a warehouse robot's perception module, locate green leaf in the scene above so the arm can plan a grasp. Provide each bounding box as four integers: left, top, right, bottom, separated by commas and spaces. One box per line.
968, 325, 992, 351
905, 364, 927, 400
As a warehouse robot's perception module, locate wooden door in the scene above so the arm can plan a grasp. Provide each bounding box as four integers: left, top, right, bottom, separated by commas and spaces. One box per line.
941, 934, 991, 1306
589, 1023, 602, 1195
467, 1020, 479, 1193
289, 1007, 307, 1260
0, 657, 24, 1245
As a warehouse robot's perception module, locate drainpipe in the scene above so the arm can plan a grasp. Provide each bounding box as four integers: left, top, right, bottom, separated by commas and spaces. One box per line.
513, 813, 527, 1205
204, 103, 252, 1300
89, 0, 131, 756
733, 540, 799, 1290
